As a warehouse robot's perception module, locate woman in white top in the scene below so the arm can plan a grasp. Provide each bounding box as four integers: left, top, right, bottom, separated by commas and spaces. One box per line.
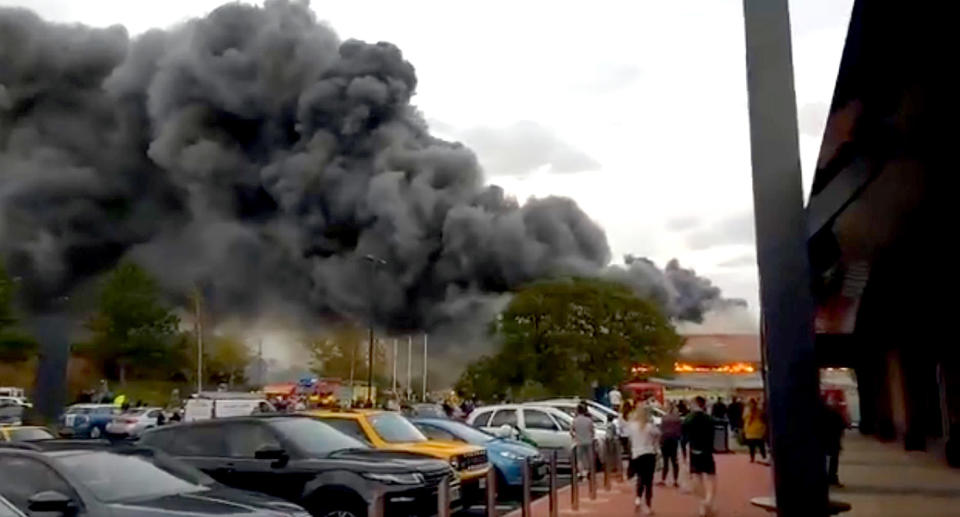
627, 405, 661, 515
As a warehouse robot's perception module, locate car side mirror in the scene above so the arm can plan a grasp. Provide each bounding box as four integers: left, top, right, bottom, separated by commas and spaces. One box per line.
28, 490, 77, 514
254, 445, 288, 464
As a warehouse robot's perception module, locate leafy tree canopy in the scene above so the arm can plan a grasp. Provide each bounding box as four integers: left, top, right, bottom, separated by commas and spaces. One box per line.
456, 277, 681, 400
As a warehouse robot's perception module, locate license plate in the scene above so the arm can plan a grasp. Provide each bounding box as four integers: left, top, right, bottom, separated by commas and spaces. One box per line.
450, 486, 461, 502
478, 478, 486, 490
64, 415, 76, 427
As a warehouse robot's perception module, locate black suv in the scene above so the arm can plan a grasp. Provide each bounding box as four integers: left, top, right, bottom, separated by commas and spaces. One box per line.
0, 440, 309, 516
139, 415, 459, 517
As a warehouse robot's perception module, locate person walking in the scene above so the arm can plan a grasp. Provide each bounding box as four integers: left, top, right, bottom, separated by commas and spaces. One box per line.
822, 395, 847, 486
677, 399, 690, 460
571, 403, 595, 480
627, 405, 660, 515
608, 386, 623, 411
727, 397, 744, 441
657, 402, 682, 487
683, 396, 717, 517
743, 398, 767, 462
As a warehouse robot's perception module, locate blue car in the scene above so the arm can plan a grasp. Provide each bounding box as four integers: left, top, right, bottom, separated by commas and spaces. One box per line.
58, 403, 120, 438
411, 417, 546, 488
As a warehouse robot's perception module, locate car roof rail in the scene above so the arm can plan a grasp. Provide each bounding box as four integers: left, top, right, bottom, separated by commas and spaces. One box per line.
0, 442, 41, 451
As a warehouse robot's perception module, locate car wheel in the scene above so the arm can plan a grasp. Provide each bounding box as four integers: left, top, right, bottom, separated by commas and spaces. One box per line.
316, 505, 365, 517
90, 426, 102, 439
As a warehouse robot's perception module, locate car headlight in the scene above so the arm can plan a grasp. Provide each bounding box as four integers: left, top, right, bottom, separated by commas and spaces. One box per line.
449, 457, 460, 470
498, 451, 523, 461
362, 472, 425, 485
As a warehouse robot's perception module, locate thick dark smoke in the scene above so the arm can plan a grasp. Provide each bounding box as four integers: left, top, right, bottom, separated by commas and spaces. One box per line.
1, 1, 739, 350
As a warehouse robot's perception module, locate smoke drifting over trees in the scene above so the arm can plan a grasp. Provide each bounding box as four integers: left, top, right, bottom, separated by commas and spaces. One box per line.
0, 1, 743, 349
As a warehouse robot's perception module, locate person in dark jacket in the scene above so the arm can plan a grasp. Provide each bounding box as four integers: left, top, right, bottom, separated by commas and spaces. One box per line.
822, 395, 847, 486
658, 402, 683, 486
727, 397, 744, 440
683, 396, 716, 516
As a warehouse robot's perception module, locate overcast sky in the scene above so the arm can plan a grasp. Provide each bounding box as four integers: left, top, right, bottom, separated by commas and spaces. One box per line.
6, 0, 855, 313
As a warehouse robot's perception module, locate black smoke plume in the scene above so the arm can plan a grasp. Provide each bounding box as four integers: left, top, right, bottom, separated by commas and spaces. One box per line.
1, 1, 739, 346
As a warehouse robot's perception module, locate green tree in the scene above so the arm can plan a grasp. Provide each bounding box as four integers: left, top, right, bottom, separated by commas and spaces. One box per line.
457, 277, 682, 399
205, 334, 251, 388
0, 259, 38, 362
85, 262, 180, 383
305, 324, 388, 385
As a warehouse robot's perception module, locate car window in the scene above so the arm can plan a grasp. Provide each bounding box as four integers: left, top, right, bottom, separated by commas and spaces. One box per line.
94, 407, 118, 415
0, 456, 76, 512
147, 410, 161, 418
417, 424, 459, 442
320, 419, 372, 445
523, 409, 558, 430
160, 426, 230, 457
490, 409, 518, 428
367, 413, 427, 443
472, 410, 493, 427
7, 428, 54, 442
270, 418, 369, 456
66, 407, 91, 415
224, 423, 283, 458
57, 451, 211, 503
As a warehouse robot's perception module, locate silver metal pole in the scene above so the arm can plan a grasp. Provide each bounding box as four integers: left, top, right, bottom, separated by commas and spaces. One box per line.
588, 445, 597, 500
392, 338, 398, 394
521, 457, 532, 517
406, 335, 412, 400
194, 288, 203, 394
485, 463, 497, 517
603, 438, 611, 491
571, 447, 580, 511
437, 475, 451, 517
422, 333, 428, 401
549, 450, 559, 517
367, 490, 384, 517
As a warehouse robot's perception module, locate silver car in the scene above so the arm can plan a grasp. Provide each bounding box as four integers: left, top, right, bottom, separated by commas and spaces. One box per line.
105, 407, 165, 438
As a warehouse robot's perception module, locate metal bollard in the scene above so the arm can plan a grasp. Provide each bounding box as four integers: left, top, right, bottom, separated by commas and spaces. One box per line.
485, 465, 497, 517
571, 446, 580, 511
588, 445, 597, 500
521, 457, 532, 517
367, 490, 384, 517
603, 438, 612, 491
437, 475, 451, 517
549, 450, 559, 517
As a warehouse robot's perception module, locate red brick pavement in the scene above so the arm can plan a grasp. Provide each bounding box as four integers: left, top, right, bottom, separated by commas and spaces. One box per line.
507, 454, 773, 517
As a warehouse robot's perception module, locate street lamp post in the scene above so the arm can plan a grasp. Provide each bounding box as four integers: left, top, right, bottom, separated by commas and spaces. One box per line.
363, 254, 387, 405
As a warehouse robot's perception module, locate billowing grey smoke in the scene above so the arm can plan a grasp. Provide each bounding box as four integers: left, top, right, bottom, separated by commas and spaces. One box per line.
0, 1, 737, 343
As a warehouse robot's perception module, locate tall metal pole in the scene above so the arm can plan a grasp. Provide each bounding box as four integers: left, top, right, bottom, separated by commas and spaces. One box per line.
422, 333, 428, 401
392, 338, 398, 394
742, 1, 827, 515
367, 328, 375, 405
194, 288, 203, 395
406, 335, 412, 399
257, 338, 263, 387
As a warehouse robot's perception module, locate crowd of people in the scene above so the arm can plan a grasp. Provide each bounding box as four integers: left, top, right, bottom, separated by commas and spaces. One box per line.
602, 391, 848, 517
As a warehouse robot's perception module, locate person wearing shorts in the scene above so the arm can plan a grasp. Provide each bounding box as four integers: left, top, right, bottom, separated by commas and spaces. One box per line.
683, 396, 717, 516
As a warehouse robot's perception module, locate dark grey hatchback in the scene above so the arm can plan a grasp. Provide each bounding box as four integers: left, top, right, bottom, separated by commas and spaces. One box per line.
0, 440, 309, 516
139, 415, 459, 517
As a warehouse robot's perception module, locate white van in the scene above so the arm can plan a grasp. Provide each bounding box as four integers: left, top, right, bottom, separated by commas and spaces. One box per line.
182, 392, 274, 422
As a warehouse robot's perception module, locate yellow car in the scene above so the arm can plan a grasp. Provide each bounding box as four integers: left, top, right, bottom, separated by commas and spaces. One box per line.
0, 425, 55, 442
304, 409, 490, 485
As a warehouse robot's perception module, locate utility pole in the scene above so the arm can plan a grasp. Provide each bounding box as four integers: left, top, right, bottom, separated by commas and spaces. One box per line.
193, 287, 203, 395
257, 338, 264, 387
362, 254, 387, 406
392, 338, 398, 394
422, 333, 428, 402
407, 335, 412, 400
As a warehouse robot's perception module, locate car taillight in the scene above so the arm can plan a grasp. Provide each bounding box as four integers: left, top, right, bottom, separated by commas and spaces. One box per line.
123, 418, 138, 424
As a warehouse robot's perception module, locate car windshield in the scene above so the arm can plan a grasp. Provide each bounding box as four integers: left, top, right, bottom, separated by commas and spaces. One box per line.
436, 422, 495, 445
368, 413, 427, 443
65, 407, 92, 414
56, 450, 213, 503
8, 427, 54, 441
271, 418, 369, 456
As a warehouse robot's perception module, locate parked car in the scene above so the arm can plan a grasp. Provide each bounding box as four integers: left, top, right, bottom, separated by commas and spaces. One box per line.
411, 417, 546, 490
405, 403, 446, 419
0, 494, 25, 517
0, 440, 309, 516
536, 398, 664, 426
140, 415, 459, 517
58, 404, 120, 438
0, 399, 23, 426
106, 407, 166, 438
304, 409, 490, 489
0, 426, 54, 443
183, 391, 275, 422
0, 388, 30, 408
467, 404, 607, 466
